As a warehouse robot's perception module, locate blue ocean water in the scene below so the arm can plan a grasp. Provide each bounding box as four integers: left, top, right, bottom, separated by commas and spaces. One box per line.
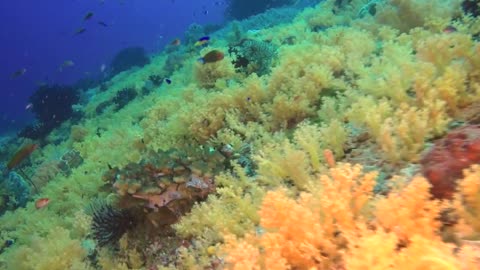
0, 0, 226, 136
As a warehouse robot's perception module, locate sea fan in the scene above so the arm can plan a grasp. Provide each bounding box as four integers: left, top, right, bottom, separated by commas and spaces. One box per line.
88, 200, 136, 247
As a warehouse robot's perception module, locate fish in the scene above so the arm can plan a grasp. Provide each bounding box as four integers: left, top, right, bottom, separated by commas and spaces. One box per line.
35, 198, 50, 209
170, 38, 181, 46
443, 25, 457, 33
198, 50, 224, 64
100, 64, 106, 72
75, 28, 86, 35
11, 68, 27, 78
194, 36, 210, 47
58, 60, 74, 72
98, 21, 108, 27
165, 78, 172, 84
84, 12, 94, 21
25, 103, 33, 110
7, 144, 38, 170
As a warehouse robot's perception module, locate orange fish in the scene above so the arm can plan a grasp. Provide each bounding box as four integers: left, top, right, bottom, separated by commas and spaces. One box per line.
7, 144, 38, 170
35, 198, 50, 209
170, 38, 181, 46
198, 50, 224, 64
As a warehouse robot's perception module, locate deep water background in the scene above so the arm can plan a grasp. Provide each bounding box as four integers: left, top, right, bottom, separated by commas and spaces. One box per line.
0, 0, 226, 136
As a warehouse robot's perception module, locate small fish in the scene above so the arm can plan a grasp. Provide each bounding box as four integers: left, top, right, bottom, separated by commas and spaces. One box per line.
58, 60, 74, 72
198, 50, 224, 64
35, 198, 50, 209
170, 38, 181, 46
7, 144, 38, 170
98, 21, 108, 27
100, 63, 106, 72
194, 36, 210, 47
165, 78, 172, 84
84, 12, 94, 21
25, 103, 33, 110
75, 28, 86, 35
443, 25, 457, 33
11, 68, 27, 78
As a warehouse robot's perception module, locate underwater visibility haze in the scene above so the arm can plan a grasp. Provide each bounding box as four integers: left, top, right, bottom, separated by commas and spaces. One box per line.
1, 0, 480, 269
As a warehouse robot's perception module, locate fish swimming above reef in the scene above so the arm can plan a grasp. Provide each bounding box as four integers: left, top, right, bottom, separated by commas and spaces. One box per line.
84, 12, 94, 21
198, 50, 224, 64
98, 21, 108, 27
75, 27, 86, 35
10, 68, 27, 78
170, 38, 181, 46
35, 198, 50, 209
194, 36, 210, 47
7, 144, 38, 170
58, 60, 75, 72
443, 25, 457, 33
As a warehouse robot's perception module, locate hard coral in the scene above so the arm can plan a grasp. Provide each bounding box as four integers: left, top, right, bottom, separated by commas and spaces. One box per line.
421, 125, 480, 199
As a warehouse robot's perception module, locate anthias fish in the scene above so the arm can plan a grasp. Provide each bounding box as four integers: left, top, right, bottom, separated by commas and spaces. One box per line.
7, 144, 38, 170
35, 198, 50, 209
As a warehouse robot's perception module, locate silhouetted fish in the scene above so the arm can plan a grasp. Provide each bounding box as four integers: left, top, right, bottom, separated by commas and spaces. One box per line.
98, 21, 108, 27
84, 12, 94, 21
75, 28, 86, 35
11, 68, 27, 78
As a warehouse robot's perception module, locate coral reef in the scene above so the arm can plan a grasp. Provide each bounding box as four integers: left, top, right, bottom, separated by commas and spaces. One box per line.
4, 0, 480, 269
0, 171, 30, 213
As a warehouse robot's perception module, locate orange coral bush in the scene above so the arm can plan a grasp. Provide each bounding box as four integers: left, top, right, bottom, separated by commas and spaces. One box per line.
224, 163, 377, 269
224, 163, 480, 269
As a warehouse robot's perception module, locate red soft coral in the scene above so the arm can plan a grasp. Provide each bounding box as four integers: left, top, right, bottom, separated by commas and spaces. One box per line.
421, 125, 480, 199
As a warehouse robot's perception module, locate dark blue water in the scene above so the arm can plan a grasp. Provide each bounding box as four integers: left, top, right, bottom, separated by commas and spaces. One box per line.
0, 0, 226, 136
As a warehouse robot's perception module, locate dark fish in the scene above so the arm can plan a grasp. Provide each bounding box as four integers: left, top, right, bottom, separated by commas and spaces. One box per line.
98, 21, 108, 27
11, 68, 27, 78
84, 12, 94, 21
443, 25, 457, 33
165, 78, 172, 84
170, 38, 181, 46
75, 28, 86, 35
198, 50, 224, 64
